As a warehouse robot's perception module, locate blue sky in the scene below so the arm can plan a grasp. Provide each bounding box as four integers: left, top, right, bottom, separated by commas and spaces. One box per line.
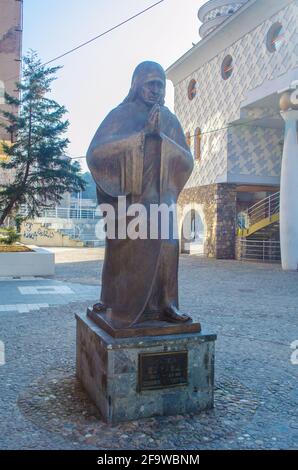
23, 0, 204, 170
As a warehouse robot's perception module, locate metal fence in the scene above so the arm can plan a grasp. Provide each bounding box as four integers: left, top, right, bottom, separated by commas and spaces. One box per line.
237, 238, 281, 262
19, 206, 100, 220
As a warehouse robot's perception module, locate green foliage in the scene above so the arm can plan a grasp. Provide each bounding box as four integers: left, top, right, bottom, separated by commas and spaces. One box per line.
80, 172, 97, 201
14, 214, 26, 232
0, 50, 85, 224
0, 227, 21, 245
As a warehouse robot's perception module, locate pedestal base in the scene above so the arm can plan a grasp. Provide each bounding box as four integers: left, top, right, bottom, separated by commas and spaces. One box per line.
87, 306, 201, 338
76, 311, 216, 424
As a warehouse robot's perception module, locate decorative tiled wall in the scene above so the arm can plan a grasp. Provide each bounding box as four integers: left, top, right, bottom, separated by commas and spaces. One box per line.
228, 125, 283, 180
174, 1, 298, 188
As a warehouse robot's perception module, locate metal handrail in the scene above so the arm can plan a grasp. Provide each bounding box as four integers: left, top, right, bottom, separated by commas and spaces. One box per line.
19, 206, 101, 220
238, 238, 281, 262
238, 192, 280, 229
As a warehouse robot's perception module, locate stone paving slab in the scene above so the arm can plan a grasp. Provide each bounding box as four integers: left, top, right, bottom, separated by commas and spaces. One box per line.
0, 279, 99, 313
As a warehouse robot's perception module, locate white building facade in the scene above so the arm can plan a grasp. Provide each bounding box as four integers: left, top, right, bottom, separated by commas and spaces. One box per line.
167, 0, 298, 260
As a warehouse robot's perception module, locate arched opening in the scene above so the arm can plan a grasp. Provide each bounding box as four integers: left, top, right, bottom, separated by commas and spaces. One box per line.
181, 205, 206, 255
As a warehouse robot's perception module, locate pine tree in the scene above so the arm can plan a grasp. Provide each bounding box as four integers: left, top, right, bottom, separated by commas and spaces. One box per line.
0, 50, 85, 225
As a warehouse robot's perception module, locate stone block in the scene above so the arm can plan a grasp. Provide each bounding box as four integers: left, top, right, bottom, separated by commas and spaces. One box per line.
0, 246, 55, 277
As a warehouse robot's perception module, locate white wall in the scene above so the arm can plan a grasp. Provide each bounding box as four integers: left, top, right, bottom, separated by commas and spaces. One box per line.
172, 0, 298, 187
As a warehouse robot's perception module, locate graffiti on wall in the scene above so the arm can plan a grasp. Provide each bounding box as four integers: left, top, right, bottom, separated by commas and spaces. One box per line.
22, 222, 55, 241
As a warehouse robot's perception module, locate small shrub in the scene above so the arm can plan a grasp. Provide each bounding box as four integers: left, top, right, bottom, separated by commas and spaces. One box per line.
14, 215, 26, 233
0, 227, 21, 245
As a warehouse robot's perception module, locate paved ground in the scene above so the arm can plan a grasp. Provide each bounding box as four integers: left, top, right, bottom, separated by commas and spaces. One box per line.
0, 279, 99, 313
0, 248, 297, 450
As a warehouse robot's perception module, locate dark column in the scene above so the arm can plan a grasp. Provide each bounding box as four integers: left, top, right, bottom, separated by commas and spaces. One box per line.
215, 184, 237, 259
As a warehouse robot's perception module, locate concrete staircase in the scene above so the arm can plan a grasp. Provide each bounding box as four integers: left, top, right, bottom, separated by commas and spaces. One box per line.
58, 222, 105, 247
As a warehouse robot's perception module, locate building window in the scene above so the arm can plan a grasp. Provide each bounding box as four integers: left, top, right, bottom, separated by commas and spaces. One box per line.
221, 55, 233, 80
194, 127, 201, 160
185, 131, 191, 147
0, 81, 5, 105
266, 22, 285, 53
187, 79, 197, 100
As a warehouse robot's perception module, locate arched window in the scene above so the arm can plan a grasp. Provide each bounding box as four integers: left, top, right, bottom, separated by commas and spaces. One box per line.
187, 79, 197, 101
0, 81, 5, 105
221, 55, 233, 80
266, 22, 285, 53
185, 131, 191, 147
194, 127, 201, 160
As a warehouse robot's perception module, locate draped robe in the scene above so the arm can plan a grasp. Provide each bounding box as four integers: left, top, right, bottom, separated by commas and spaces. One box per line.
87, 99, 193, 329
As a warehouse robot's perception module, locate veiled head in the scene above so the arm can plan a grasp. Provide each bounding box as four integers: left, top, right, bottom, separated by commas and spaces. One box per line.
123, 61, 166, 106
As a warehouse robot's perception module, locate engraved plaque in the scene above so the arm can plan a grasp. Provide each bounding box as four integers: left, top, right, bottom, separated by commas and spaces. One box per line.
138, 351, 188, 391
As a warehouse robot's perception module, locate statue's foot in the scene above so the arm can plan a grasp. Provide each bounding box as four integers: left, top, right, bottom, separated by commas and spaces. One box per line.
163, 305, 191, 323
92, 301, 106, 313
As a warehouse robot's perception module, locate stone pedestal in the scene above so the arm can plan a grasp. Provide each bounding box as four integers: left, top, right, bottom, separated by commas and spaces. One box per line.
76, 311, 216, 424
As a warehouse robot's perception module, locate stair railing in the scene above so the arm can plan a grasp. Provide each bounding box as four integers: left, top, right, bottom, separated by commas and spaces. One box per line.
239, 192, 280, 230
237, 238, 281, 262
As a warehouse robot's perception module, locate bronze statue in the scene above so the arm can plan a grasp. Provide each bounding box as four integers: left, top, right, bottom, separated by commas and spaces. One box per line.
87, 61, 199, 335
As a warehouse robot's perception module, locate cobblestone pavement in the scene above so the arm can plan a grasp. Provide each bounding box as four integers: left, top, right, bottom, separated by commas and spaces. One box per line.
0, 249, 297, 450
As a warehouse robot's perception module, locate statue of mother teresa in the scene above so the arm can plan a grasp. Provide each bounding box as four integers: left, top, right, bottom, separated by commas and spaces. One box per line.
87, 61, 195, 332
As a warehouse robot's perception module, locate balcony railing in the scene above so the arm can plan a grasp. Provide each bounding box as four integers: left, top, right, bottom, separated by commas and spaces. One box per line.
19, 206, 101, 220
